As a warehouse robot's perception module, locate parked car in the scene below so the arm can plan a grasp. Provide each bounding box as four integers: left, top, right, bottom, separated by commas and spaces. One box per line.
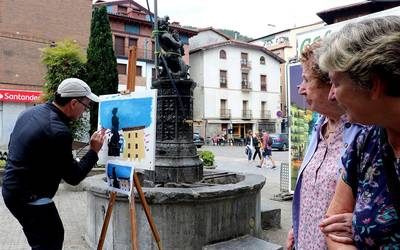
269, 133, 288, 151
193, 133, 205, 148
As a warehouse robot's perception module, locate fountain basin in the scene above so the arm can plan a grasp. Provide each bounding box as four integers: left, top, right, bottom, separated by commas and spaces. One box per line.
83, 170, 265, 250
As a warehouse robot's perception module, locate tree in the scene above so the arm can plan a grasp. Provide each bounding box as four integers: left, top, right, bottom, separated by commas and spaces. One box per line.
41, 40, 89, 141
86, 6, 119, 134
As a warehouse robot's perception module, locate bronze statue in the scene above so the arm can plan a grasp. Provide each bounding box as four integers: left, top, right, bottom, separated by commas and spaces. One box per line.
156, 16, 189, 79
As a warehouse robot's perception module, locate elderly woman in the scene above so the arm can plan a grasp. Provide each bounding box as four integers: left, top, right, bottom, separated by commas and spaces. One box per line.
287, 42, 363, 249
318, 16, 400, 249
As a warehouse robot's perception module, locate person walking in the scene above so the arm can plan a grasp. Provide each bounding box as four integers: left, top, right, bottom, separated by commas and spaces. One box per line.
2, 78, 105, 250
252, 132, 262, 161
260, 131, 276, 169
245, 130, 253, 162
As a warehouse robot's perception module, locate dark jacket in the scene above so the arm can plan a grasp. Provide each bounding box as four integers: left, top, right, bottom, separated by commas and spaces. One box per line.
2, 102, 98, 203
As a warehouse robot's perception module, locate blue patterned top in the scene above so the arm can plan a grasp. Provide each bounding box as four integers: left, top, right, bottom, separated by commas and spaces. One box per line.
342, 126, 400, 249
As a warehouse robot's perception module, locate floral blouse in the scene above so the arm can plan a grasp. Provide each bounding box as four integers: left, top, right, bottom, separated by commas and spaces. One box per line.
342, 126, 400, 249
298, 118, 345, 249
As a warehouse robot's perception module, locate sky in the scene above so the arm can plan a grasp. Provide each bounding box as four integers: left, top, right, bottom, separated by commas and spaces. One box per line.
131, 0, 362, 39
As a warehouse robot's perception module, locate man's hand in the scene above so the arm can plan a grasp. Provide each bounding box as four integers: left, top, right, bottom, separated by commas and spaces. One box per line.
320, 213, 353, 244
286, 228, 294, 250
90, 129, 106, 153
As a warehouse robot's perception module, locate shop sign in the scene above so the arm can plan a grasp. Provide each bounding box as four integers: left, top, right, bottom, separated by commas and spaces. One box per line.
0, 89, 42, 103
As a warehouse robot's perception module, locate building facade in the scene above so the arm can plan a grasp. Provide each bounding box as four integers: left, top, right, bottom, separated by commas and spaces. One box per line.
189, 28, 284, 142
0, 0, 92, 147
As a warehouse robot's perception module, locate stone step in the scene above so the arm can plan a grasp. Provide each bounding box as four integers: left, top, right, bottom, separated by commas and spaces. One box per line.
261, 203, 281, 230
203, 235, 283, 250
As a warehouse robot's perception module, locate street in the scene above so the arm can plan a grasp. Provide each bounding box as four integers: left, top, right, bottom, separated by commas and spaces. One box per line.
200, 145, 292, 247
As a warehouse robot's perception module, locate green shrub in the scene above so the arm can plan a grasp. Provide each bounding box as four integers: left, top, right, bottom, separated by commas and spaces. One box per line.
200, 151, 215, 166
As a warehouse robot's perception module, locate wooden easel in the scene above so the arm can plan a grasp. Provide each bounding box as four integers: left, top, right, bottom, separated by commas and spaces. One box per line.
97, 47, 163, 250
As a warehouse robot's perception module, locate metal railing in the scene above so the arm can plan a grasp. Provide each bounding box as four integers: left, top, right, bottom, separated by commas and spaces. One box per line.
241, 81, 252, 91
114, 45, 155, 61
260, 110, 271, 119
242, 110, 252, 119
220, 109, 231, 119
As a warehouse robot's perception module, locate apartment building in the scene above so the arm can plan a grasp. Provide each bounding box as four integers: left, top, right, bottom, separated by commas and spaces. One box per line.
94, 0, 197, 91
189, 28, 284, 141
0, 0, 91, 146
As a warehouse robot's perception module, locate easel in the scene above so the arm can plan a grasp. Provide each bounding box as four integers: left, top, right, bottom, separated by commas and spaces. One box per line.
97, 46, 163, 250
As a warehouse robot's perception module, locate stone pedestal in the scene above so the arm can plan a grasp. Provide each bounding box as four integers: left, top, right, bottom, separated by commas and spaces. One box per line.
83, 171, 265, 250
152, 78, 203, 183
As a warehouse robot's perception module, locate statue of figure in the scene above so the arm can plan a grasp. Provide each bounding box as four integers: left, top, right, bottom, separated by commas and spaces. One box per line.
108, 107, 121, 156
156, 16, 189, 79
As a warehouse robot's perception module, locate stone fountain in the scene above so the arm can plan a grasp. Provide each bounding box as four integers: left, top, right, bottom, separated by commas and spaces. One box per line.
83, 16, 265, 250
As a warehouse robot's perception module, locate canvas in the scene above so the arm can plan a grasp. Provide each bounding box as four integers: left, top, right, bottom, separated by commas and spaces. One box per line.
105, 160, 134, 195
98, 90, 157, 171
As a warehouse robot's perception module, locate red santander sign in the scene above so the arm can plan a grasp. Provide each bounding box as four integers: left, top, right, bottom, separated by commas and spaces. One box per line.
0, 89, 42, 103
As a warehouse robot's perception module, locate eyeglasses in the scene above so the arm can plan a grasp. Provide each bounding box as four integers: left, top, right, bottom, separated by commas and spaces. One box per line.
76, 99, 92, 110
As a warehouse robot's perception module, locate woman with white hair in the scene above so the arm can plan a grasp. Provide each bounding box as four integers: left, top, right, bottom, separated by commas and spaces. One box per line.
318, 15, 400, 249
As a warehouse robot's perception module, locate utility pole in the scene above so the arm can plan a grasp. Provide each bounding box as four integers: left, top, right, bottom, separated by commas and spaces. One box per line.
154, 0, 159, 80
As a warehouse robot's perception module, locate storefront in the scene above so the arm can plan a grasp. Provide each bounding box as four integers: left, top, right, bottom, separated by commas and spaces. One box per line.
0, 89, 42, 147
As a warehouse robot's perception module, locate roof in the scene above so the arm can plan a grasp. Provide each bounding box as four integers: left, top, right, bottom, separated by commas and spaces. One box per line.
248, 21, 323, 43
94, 0, 153, 16
197, 27, 232, 40
190, 40, 285, 64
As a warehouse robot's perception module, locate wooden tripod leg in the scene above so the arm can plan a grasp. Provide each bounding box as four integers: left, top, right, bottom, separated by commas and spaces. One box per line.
97, 191, 117, 250
129, 188, 138, 250
133, 172, 163, 250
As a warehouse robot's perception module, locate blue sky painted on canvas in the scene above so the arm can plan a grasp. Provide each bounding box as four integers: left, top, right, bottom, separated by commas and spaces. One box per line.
107, 163, 132, 179
100, 97, 153, 129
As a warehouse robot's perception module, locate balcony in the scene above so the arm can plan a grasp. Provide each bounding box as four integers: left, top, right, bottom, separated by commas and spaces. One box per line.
114, 46, 155, 61
242, 110, 252, 120
220, 109, 231, 119
241, 81, 251, 91
261, 83, 267, 91
260, 110, 271, 119
220, 78, 227, 88
240, 59, 251, 72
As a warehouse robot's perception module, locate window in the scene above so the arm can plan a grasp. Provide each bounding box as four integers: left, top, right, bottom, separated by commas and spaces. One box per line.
115, 36, 125, 56
117, 64, 127, 75
128, 143, 131, 149
220, 70, 227, 88
242, 73, 249, 85
135, 154, 139, 159
260, 75, 267, 91
135, 144, 138, 149
128, 153, 131, 158
128, 38, 138, 48
241, 52, 248, 65
219, 50, 226, 59
220, 99, 227, 110
128, 133, 131, 138
136, 65, 142, 76
135, 133, 138, 138
118, 5, 127, 14
125, 24, 140, 34
260, 56, 265, 65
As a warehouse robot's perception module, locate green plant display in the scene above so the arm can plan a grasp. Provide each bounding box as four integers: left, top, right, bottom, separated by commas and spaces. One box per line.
200, 151, 215, 167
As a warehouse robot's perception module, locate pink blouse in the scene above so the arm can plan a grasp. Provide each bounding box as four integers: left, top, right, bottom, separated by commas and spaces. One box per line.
297, 118, 345, 250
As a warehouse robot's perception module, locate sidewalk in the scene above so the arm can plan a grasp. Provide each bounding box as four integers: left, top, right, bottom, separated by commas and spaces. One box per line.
0, 148, 291, 249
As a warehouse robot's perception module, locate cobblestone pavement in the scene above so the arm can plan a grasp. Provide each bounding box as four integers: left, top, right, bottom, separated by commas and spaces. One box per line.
0, 146, 291, 249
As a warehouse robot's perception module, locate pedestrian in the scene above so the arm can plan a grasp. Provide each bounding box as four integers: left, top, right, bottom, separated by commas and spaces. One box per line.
318, 16, 400, 249
245, 130, 253, 162
286, 41, 363, 250
2, 78, 105, 250
252, 132, 262, 161
260, 131, 276, 169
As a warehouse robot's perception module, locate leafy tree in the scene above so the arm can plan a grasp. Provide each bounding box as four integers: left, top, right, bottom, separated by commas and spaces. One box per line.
217, 29, 253, 42
86, 6, 119, 134
41, 40, 89, 141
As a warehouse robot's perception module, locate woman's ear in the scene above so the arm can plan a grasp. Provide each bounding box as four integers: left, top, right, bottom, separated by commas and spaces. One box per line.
370, 74, 385, 100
